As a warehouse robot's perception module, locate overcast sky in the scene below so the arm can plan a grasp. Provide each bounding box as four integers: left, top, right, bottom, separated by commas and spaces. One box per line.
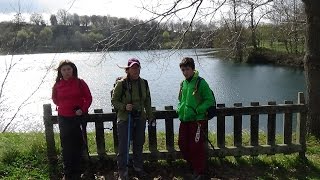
0, 0, 270, 24
0, 0, 156, 22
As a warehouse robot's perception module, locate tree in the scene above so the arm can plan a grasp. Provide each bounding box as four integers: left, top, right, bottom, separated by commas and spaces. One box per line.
73, 13, 80, 26
268, 0, 305, 54
80, 15, 90, 30
90, 15, 99, 27
50, 14, 58, 26
302, 0, 320, 138
56, 9, 68, 25
30, 13, 43, 25
39, 27, 53, 46
245, 0, 273, 50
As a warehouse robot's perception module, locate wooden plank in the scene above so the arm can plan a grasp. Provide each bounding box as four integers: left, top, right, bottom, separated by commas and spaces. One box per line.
250, 102, 259, 147
43, 104, 58, 180
234, 103, 242, 147
43, 104, 57, 163
113, 117, 119, 153
95, 117, 106, 159
267, 101, 276, 146
148, 107, 158, 154
216, 104, 225, 148
89, 149, 183, 162
208, 144, 303, 157
164, 106, 175, 152
88, 143, 302, 162
283, 101, 293, 145
296, 92, 306, 158
215, 104, 306, 116
47, 104, 307, 125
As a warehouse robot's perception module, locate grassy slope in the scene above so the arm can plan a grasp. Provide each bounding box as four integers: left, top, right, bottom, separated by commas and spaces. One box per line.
0, 132, 320, 179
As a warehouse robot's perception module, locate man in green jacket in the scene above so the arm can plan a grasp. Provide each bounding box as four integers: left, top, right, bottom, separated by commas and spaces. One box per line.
177, 57, 215, 180
111, 58, 154, 180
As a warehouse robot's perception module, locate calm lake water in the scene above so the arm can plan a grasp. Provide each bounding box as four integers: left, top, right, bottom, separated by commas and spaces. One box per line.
0, 49, 306, 133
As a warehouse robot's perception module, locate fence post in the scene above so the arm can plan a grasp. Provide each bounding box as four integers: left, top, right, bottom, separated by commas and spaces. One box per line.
283, 101, 293, 145
43, 104, 57, 162
94, 109, 106, 160
234, 103, 243, 147
43, 104, 58, 179
250, 102, 259, 147
148, 107, 158, 160
296, 92, 306, 158
112, 109, 119, 154
267, 101, 276, 147
216, 104, 225, 148
165, 106, 175, 152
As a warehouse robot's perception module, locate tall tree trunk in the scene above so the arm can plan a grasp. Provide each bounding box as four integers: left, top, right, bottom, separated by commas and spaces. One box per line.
250, 3, 257, 50
302, 0, 320, 138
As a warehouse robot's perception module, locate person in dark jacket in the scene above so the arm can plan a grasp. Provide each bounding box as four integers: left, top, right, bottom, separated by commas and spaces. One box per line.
52, 60, 92, 180
177, 57, 215, 180
111, 58, 154, 180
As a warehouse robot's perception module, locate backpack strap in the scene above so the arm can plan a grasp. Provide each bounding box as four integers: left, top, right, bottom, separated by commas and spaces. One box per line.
178, 80, 184, 101
123, 78, 148, 102
144, 79, 149, 92
138, 78, 142, 99
138, 78, 149, 99
193, 77, 203, 95
115, 77, 127, 101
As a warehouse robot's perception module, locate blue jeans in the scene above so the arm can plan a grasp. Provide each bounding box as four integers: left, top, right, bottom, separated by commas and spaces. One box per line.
117, 116, 146, 173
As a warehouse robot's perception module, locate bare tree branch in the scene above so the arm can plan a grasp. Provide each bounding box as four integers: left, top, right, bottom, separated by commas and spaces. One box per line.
2, 61, 54, 132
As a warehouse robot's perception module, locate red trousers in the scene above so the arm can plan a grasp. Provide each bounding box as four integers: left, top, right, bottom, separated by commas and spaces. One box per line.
178, 121, 207, 174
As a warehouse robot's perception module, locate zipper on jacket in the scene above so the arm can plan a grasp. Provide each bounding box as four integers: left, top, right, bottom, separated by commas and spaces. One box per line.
184, 81, 191, 119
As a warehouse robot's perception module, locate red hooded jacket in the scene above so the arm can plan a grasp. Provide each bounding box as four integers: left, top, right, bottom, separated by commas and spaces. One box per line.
52, 77, 92, 117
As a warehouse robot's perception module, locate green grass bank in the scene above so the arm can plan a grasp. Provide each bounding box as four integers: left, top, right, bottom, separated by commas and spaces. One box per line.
0, 132, 320, 179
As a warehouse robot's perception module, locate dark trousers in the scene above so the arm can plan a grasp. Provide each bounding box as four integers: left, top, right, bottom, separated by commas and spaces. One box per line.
58, 116, 84, 179
117, 117, 146, 173
178, 121, 207, 175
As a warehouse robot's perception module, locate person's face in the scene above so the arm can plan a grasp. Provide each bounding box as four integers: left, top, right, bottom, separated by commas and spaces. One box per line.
60, 65, 73, 80
181, 66, 194, 79
128, 64, 140, 80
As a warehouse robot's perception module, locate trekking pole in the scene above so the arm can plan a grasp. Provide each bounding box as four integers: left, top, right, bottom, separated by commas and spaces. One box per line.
127, 111, 131, 165
127, 77, 132, 166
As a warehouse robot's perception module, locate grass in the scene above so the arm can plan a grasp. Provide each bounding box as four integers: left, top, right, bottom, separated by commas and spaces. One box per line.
1, 132, 320, 179
259, 40, 305, 55
0, 133, 50, 180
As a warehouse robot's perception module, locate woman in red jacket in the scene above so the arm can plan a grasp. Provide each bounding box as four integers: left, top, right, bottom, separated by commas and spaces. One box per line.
52, 60, 92, 180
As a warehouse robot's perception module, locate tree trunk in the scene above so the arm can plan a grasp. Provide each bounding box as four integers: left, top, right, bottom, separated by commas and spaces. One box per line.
302, 0, 320, 138
250, 4, 257, 50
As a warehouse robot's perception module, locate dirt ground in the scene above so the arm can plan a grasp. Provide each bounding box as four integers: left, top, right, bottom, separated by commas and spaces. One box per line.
84, 159, 267, 180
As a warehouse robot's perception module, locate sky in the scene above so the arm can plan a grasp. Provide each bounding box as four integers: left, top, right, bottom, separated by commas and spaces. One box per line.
0, 0, 157, 22
0, 0, 271, 24
0, 0, 236, 24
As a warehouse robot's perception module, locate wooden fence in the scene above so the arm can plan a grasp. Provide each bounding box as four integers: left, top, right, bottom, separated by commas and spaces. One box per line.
43, 92, 307, 167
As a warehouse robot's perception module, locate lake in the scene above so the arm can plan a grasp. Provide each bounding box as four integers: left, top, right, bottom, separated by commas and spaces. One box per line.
0, 49, 306, 133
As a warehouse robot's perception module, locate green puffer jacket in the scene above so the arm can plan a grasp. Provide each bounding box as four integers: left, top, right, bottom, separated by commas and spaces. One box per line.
177, 70, 215, 122
111, 77, 154, 121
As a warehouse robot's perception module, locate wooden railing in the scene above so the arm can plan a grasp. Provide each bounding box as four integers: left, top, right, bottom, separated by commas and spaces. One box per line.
43, 92, 307, 167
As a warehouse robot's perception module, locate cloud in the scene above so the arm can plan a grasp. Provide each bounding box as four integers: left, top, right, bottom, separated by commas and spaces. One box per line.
0, 0, 156, 22
0, 0, 41, 13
